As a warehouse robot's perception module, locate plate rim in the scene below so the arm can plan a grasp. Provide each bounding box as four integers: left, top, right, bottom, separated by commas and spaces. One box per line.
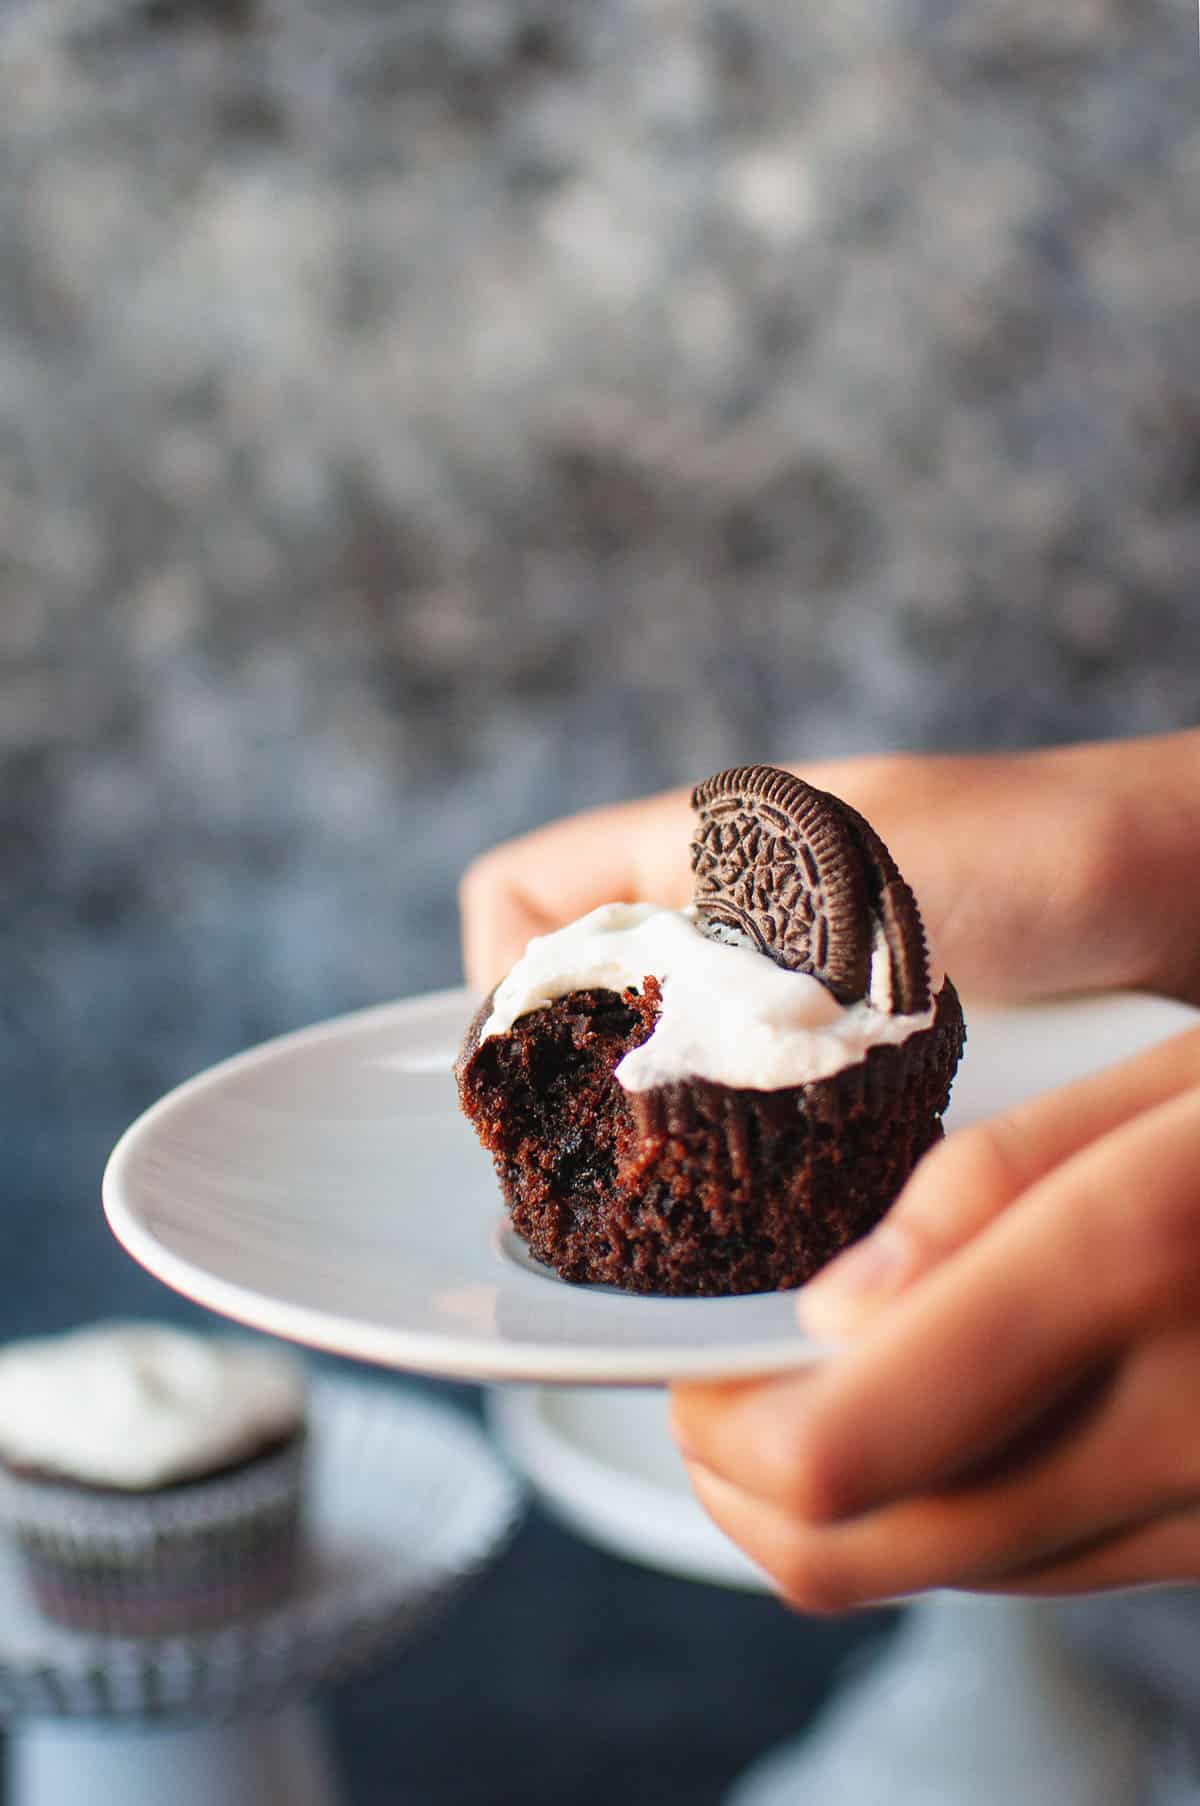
103, 985, 835, 1386
103, 986, 1197, 1386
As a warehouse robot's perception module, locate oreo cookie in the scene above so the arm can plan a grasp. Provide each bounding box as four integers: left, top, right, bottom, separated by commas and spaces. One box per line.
828, 795, 931, 1014
690, 765, 930, 1013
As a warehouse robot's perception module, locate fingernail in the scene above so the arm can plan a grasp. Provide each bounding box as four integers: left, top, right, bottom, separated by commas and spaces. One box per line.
799, 1223, 916, 1335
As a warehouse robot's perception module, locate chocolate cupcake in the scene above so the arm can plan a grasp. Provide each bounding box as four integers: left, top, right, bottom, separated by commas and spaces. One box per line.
457, 767, 965, 1299
0, 1322, 307, 1635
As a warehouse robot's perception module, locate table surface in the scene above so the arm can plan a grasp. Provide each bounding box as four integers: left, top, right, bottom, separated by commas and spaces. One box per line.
321, 1485, 897, 1806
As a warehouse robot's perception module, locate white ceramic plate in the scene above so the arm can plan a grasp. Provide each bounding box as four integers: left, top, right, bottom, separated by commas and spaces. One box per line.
103, 989, 1197, 1387
489, 1385, 770, 1591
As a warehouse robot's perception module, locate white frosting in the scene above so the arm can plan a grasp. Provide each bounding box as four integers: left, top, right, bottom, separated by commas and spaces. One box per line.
481, 903, 936, 1093
0, 1324, 306, 1490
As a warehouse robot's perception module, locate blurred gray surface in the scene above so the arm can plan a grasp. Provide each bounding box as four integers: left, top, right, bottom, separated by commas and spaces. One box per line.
6, 0, 1200, 1132
2, 1, 1199, 1801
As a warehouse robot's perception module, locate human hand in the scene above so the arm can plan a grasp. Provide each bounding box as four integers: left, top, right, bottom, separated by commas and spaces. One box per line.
662, 730, 1200, 1606
458, 729, 1200, 1604
671, 1019, 1200, 1606
459, 733, 1200, 1004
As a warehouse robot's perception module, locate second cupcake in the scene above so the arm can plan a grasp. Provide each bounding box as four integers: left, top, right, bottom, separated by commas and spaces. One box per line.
0, 1321, 307, 1635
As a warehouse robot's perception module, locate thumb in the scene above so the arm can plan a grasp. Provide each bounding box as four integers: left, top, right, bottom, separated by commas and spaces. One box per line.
458, 790, 693, 993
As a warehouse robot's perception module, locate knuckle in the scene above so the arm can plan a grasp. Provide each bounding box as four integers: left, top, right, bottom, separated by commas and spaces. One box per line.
1122, 1175, 1200, 1314
775, 1546, 856, 1617
1073, 788, 1141, 920
457, 849, 504, 906
1037, 782, 1135, 939
667, 1390, 702, 1461
777, 1423, 853, 1527
956, 1117, 1030, 1191
1109, 1346, 1200, 1507
899, 1118, 1025, 1243
1060, 1162, 1200, 1330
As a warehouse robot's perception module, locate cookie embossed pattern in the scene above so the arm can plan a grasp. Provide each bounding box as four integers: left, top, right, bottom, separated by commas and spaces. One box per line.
457, 767, 965, 1298
690, 767, 878, 999
690, 768, 933, 1011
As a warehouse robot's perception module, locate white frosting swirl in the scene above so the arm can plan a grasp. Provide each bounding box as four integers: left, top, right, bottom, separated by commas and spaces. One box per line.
481, 903, 937, 1092
0, 1323, 305, 1490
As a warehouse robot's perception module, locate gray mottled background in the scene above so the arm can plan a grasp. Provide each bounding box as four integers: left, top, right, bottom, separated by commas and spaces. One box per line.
3, 0, 1199, 1799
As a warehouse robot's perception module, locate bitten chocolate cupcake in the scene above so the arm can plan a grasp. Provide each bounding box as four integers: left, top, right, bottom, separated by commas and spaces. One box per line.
457, 766, 965, 1298
0, 1322, 307, 1635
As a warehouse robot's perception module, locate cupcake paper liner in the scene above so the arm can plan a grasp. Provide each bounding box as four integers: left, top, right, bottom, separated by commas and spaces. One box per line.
462, 977, 966, 1295
0, 1379, 522, 1722
0, 1440, 305, 1635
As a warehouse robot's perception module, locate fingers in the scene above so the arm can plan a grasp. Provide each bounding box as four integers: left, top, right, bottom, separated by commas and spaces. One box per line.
683, 1470, 1200, 1611
458, 731, 1200, 1003
675, 1086, 1200, 1528
456, 760, 867, 991
801, 1023, 1200, 1334
457, 735, 1200, 999
458, 790, 692, 990
973, 1509, 1200, 1597
801, 738, 1200, 1007
679, 1323, 1200, 1610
